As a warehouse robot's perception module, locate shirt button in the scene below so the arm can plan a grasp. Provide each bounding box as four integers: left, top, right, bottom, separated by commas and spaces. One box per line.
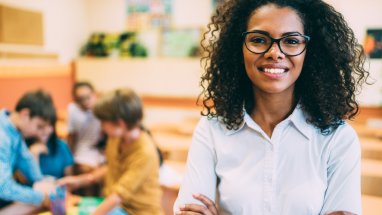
265, 204, 271, 211
270, 145, 274, 151
267, 176, 272, 182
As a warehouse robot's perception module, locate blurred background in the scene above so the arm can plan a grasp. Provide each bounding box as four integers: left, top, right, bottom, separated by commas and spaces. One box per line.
0, 0, 381, 214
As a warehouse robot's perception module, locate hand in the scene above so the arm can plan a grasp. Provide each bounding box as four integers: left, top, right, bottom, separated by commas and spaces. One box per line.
42, 193, 51, 209
328, 212, 356, 215
56, 175, 83, 191
33, 181, 55, 208
175, 192, 219, 215
29, 143, 49, 157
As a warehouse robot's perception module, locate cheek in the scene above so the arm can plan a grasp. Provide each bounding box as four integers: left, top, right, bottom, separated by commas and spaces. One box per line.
292, 53, 306, 69
243, 47, 261, 75
103, 125, 122, 137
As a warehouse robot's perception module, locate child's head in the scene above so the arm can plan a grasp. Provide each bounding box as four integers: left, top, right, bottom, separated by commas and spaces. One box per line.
25, 111, 58, 154
93, 88, 143, 138
72, 82, 97, 111
15, 90, 56, 138
35, 112, 56, 144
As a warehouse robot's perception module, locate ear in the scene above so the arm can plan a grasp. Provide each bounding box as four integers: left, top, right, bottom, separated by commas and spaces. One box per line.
19, 108, 31, 120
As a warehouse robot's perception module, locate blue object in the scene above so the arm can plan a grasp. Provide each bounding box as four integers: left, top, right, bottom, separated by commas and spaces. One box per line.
107, 207, 128, 215
49, 185, 67, 215
39, 139, 74, 178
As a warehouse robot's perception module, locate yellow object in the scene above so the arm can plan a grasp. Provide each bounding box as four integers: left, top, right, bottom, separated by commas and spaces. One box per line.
104, 132, 164, 215
38, 206, 79, 215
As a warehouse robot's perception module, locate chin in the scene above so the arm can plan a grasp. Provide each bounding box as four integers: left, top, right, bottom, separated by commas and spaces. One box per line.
260, 86, 288, 94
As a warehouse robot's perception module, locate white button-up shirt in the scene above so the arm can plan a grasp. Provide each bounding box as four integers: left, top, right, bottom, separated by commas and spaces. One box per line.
174, 107, 361, 215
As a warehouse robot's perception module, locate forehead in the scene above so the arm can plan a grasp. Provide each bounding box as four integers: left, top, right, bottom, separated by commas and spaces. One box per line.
75, 86, 93, 95
247, 5, 304, 35
30, 117, 50, 125
101, 120, 115, 126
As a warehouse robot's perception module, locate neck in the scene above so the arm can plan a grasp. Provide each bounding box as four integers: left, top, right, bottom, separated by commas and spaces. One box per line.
250, 84, 297, 136
8, 112, 21, 131
121, 127, 141, 146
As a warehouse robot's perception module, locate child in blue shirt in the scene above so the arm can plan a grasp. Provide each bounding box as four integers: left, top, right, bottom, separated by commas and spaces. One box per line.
0, 90, 56, 209
26, 113, 74, 179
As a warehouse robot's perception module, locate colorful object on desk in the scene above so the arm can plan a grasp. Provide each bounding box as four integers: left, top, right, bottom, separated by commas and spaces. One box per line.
78, 197, 104, 215
49, 185, 67, 215
39, 207, 78, 215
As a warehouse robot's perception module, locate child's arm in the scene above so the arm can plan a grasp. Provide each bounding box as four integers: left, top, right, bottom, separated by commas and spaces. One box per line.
0, 151, 45, 205
57, 165, 107, 191
29, 142, 49, 165
91, 192, 122, 215
15, 140, 43, 183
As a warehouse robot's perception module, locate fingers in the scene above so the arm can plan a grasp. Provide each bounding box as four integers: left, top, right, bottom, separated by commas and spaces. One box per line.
56, 178, 66, 186
174, 211, 201, 215
192, 193, 219, 215
175, 203, 213, 215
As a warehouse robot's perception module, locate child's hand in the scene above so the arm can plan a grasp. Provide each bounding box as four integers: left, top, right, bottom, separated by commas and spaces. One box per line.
175, 192, 219, 215
56, 176, 83, 191
33, 181, 55, 208
29, 143, 49, 157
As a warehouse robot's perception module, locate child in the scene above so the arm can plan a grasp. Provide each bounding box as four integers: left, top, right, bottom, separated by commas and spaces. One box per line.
67, 82, 103, 176
25, 110, 74, 179
0, 90, 55, 209
58, 88, 163, 215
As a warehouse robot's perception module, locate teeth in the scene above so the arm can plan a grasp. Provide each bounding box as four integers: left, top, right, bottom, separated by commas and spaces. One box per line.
263, 68, 285, 73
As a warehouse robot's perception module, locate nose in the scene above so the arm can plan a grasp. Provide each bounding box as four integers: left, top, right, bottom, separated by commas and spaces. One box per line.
264, 42, 285, 60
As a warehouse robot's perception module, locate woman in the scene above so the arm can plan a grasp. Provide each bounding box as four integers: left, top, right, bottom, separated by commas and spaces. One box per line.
26, 113, 74, 179
174, 0, 370, 214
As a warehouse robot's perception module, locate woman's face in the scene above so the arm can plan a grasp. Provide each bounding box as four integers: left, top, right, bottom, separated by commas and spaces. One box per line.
243, 5, 306, 95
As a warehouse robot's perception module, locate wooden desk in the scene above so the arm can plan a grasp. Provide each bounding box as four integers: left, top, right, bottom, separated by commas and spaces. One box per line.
362, 194, 382, 215
360, 138, 382, 160
161, 160, 186, 215
351, 123, 382, 138
152, 132, 192, 162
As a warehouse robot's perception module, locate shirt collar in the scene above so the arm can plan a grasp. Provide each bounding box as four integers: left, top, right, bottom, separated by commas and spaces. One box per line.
224, 105, 311, 140
0, 108, 21, 137
288, 106, 311, 140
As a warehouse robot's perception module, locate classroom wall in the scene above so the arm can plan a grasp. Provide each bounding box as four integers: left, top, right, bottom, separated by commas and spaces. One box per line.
85, 0, 126, 33
0, 62, 74, 110
84, 0, 212, 33
75, 58, 203, 97
324, 0, 382, 106
0, 0, 89, 63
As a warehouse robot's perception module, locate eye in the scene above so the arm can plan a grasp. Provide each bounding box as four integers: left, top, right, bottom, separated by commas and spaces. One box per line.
250, 37, 267, 43
283, 38, 301, 44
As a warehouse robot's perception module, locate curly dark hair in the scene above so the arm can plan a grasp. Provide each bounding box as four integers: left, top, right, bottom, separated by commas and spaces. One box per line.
198, 0, 370, 134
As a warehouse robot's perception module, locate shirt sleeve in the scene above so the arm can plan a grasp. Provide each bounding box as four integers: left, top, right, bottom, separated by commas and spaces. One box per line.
15, 140, 43, 183
0, 141, 44, 205
173, 117, 218, 213
320, 124, 362, 215
112, 152, 156, 201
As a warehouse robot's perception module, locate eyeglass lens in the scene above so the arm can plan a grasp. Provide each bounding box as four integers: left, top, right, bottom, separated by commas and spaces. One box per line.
245, 33, 308, 55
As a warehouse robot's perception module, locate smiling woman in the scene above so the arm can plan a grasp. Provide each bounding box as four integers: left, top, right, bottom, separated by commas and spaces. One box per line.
174, 0, 370, 215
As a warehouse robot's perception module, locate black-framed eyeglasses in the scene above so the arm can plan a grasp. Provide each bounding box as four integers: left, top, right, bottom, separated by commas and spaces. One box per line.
242, 31, 310, 56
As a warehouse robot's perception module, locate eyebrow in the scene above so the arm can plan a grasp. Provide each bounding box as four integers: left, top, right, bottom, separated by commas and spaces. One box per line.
248, 30, 302, 36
